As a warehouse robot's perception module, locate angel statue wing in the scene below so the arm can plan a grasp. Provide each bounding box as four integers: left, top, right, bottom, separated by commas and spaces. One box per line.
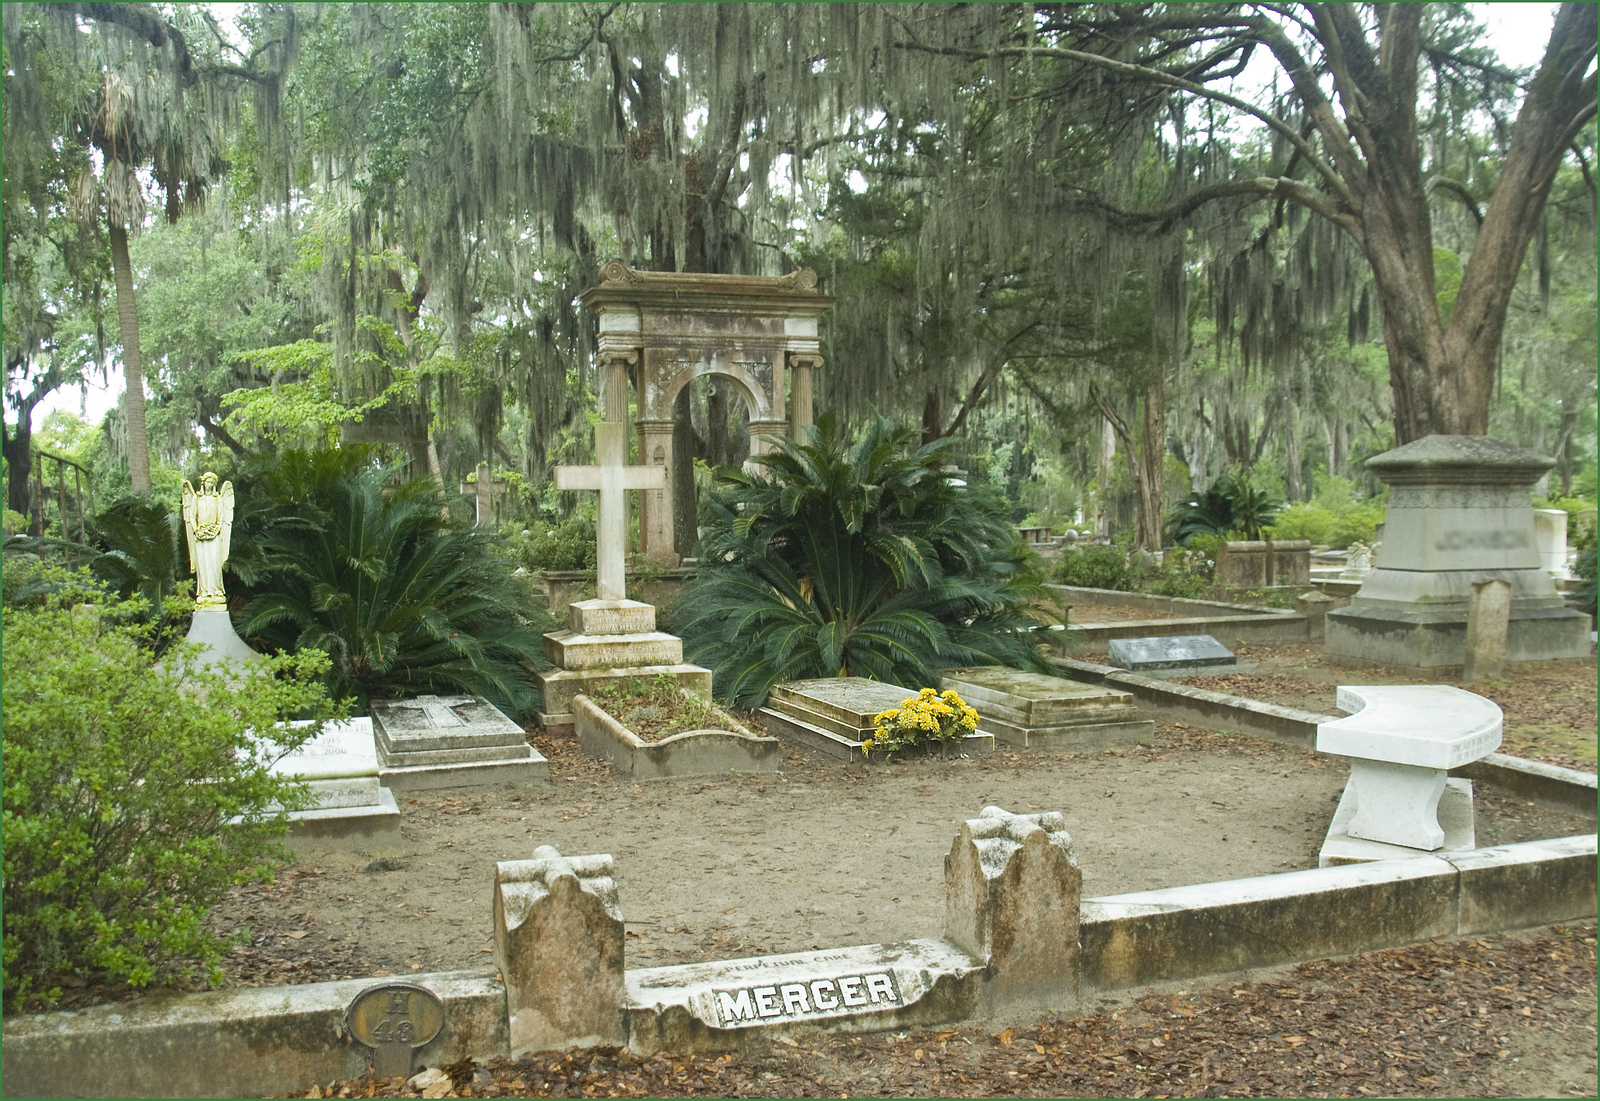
219, 481, 235, 567
181, 480, 199, 576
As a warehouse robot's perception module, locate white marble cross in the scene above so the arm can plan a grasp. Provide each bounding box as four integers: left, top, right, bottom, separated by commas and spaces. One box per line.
459, 462, 508, 528
554, 422, 668, 601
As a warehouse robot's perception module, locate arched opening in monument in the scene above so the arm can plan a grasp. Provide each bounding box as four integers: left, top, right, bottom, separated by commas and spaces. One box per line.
671, 373, 755, 557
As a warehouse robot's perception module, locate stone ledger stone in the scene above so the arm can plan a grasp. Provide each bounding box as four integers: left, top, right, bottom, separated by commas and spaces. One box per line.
1215, 540, 1311, 588
370, 694, 547, 790
495, 847, 626, 1056
939, 667, 1152, 748
1325, 435, 1591, 669
1107, 634, 1236, 673
758, 677, 995, 762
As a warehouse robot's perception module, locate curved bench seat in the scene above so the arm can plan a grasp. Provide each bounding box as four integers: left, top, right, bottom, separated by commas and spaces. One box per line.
1317, 685, 1502, 769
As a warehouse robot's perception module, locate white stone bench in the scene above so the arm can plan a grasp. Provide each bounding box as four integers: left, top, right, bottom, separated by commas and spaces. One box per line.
1317, 686, 1502, 851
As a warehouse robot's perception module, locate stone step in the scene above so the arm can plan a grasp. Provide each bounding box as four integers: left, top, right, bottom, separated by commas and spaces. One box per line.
761, 694, 873, 742
543, 630, 684, 670
623, 938, 985, 1053
379, 751, 548, 792
980, 714, 1154, 749
376, 741, 539, 769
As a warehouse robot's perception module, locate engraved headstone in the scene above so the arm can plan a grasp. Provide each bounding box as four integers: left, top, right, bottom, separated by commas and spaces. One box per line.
1463, 578, 1512, 682
346, 982, 446, 1080
370, 694, 546, 791
1107, 634, 1236, 673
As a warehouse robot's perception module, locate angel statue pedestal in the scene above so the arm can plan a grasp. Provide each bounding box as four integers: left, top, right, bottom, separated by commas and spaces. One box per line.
182, 472, 258, 670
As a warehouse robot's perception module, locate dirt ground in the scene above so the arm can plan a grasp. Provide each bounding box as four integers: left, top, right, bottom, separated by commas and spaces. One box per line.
299, 922, 1597, 1100
192, 711, 1596, 993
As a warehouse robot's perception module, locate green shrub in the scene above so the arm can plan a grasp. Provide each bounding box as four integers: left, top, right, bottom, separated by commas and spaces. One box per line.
227, 447, 553, 719
1168, 473, 1282, 544
1, 573, 341, 1010
513, 514, 598, 572
1050, 545, 1138, 590
682, 413, 1050, 708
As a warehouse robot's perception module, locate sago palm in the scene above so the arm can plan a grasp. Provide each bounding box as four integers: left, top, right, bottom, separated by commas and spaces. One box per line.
230, 448, 550, 717
682, 413, 1051, 708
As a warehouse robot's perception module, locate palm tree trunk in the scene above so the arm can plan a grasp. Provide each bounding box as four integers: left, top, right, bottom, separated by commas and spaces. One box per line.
108, 220, 151, 493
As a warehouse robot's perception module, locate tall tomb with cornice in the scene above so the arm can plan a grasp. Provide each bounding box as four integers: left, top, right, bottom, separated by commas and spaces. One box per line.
535, 262, 834, 733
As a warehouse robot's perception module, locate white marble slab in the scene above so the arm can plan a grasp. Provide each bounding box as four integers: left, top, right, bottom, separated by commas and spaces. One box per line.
1316, 685, 1501, 769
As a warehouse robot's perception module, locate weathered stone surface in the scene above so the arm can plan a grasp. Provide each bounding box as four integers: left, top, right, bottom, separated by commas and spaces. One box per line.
1533, 508, 1571, 577
1214, 540, 1311, 588
1295, 590, 1338, 640
543, 630, 685, 670
622, 939, 986, 1055
1444, 834, 1599, 934
568, 598, 657, 636
536, 664, 713, 724
369, 695, 548, 789
183, 607, 259, 670
944, 806, 1081, 1007
1107, 634, 1236, 672
1463, 578, 1511, 682
760, 678, 994, 762
494, 847, 626, 1055
0, 969, 506, 1099
1326, 434, 1590, 668
573, 693, 781, 779
939, 667, 1151, 749
1079, 857, 1460, 991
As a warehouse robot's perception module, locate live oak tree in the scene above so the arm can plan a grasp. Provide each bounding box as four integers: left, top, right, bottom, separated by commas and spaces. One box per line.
892, 2, 1598, 443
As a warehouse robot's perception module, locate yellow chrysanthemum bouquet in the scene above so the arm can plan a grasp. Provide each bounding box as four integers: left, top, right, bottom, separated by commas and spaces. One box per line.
863, 687, 980, 758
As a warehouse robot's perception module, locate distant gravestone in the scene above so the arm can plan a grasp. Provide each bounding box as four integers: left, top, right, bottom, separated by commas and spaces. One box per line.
255, 717, 400, 847
1107, 634, 1236, 673
458, 462, 508, 528
370, 694, 546, 790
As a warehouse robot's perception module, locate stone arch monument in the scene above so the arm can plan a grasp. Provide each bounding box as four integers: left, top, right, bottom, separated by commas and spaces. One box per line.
581, 261, 834, 564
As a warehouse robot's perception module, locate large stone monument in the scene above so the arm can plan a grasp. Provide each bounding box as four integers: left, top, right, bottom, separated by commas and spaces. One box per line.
580, 261, 833, 564
1324, 435, 1591, 670
535, 322, 713, 733
181, 472, 258, 667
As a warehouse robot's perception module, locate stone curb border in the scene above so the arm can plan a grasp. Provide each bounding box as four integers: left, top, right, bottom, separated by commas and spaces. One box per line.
1049, 653, 1600, 812
7, 832, 1593, 1099
1045, 584, 1310, 645
572, 692, 782, 779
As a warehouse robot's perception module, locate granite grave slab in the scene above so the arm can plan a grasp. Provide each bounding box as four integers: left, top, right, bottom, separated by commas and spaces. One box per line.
371, 694, 547, 791
938, 666, 1152, 748
758, 677, 994, 762
1107, 634, 1239, 674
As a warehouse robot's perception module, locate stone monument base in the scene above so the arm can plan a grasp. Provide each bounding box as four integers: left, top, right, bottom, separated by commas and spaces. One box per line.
536, 600, 712, 734
1325, 602, 1590, 671
184, 608, 259, 666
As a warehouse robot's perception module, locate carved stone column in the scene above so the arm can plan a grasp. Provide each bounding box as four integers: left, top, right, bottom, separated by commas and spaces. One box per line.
787, 353, 822, 438
635, 419, 677, 565
745, 419, 789, 473
599, 350, 637, 425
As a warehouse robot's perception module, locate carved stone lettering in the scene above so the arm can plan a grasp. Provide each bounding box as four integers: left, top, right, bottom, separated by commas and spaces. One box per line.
709, 972, 900, 1027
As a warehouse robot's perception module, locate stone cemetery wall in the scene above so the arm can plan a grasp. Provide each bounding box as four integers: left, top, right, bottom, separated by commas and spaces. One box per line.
1214, 540, 1312, 589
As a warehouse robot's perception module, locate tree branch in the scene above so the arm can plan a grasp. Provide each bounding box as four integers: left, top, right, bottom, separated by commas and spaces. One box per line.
1427, 175, 1485, 225
894, 35, 1353, 205
1058, 174, 1356, 235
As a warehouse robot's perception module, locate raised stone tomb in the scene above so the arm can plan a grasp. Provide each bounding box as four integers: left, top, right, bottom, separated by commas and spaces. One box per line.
370, 694, 546, 791
259, 717, 400, 847
939, 666, 1152, 749
758, 677, 995, 762
1316, 684, 1503, 865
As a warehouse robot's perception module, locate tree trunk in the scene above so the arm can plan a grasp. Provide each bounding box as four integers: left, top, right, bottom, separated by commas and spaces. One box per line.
2, 400, 35, 517
1282, 390, 1302, 501
108, 220, 151, 493
672, 385, 698, 557
1135, 376, 1166, 550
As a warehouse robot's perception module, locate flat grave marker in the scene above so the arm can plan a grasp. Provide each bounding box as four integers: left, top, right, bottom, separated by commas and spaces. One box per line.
939, 666, 1152, 748
1107, 634, 1238, 674
256, 717, 400, 846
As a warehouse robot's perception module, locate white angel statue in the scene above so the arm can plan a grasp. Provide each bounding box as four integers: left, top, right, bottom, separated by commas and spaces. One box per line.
182, 472, 235, 609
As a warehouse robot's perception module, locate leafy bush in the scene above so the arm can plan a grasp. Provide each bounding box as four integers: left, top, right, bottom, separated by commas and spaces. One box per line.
511, 514, 598, 572
681, 414, 1051, 708
1568, 547, 1597, 618
1267, 501, 1385, 548
1168, 473, 1283, 544
2, 573, 340, 1009
227, 447, 553, 718
1050, 544, 1140, 590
